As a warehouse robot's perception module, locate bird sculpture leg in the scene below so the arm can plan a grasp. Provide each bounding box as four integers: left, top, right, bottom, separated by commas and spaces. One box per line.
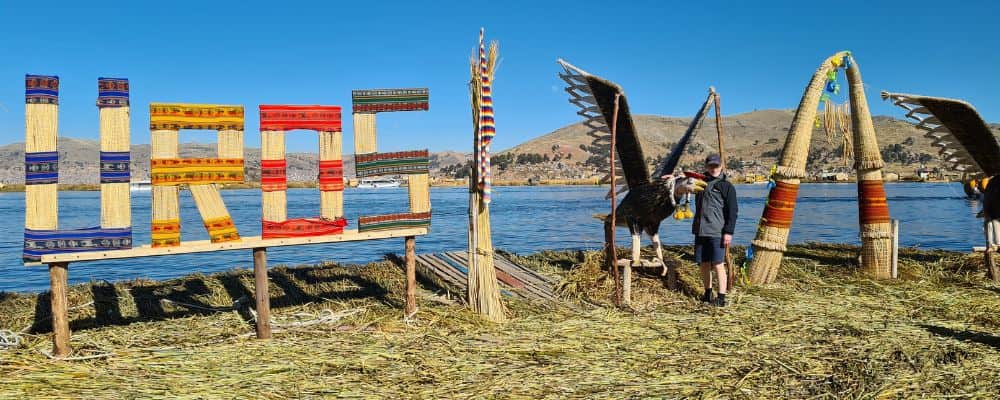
653, 233, 666, 275
624, 225, 640, 306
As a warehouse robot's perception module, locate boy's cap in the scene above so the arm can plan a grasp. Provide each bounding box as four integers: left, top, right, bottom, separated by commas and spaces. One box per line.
705, 154, 721, 166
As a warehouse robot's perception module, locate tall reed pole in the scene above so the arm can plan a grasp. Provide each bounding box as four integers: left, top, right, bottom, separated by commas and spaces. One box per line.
467, 29, 507, 322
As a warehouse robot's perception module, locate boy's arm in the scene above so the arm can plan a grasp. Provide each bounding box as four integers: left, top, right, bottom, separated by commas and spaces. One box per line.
722, 183, 738, 235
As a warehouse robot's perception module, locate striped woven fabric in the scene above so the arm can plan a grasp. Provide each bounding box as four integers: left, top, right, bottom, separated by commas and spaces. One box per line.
262, 217, 347, 239
318, 159, 344, 191
203, 216, 240, 243
355, 150, 429, 178
260, 159, 287, 192
358, 211, 431, 232
761, 181, 799, 229
149, 103, 244, 131
25, 151, 59, 185
26, 75, 59, 105
97, 77, 129, 107
478, 28, 496, 203
352, 88, 429, 113
150, 158, 244, 185
100, 151, 131, 183
259, 105, 342, 132
151, 219, 181, 247
23, 226, 132, 262
859, 180, 891, 225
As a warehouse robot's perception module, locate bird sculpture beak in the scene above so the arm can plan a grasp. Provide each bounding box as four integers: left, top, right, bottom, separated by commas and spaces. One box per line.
692, 179, 707, 192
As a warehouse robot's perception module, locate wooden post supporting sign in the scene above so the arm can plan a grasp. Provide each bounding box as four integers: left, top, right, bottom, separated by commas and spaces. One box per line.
253, 247, 272, 339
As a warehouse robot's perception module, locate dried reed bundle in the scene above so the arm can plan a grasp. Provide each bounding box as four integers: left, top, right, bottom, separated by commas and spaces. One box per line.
100, 106, 131, 228
25, 103, 59, 231
151, 130, 180, 239
353, 113, 377, 155
847, 62, 892, 278
749, 52, 848, 284
261, 131, 287, 222
319, 131, 343, 219
466, 30, 508, 322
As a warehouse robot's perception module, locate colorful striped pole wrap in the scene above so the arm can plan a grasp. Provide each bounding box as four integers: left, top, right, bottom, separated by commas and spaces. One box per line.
151, 219, 181, 247
25, 151, 59, 185
203, 216, 239, 243
97, 78, 129, 107
150, 158, 244, 185
25, 74, 59, 104
478, 28, 496, 204
260, 159, 287, 192
319, 160, 344, 191
259, 105, 342, 132
355, 150, 429, 178
262, 217, 348, 239
358, 211, 431, 232
761, 182, 799, 229
100, 152, 130, 183
149, 104, 244, 131
859, 180, 891, 225
351, 88, 429, 113
24, 227, 132, 262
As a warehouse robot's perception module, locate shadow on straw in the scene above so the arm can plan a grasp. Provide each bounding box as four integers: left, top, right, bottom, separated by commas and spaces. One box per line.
921, 324, 1000, 350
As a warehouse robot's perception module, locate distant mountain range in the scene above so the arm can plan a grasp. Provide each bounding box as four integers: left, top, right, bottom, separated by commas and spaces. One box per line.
1, 110, 997, 184
0, 138, 469, 184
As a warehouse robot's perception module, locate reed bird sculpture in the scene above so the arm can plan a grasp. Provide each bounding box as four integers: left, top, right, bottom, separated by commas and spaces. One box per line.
882, 92, 1000, 230
558, 59, 715, 275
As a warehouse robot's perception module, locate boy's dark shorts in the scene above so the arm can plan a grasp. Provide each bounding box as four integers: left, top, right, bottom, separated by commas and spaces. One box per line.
694, 235, 726, 264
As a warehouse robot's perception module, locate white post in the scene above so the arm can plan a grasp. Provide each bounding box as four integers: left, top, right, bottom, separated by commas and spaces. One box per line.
891, 219, 900, 279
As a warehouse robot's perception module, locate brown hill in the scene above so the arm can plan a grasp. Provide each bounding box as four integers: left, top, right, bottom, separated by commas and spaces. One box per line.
497, 110, 1000, 180
0, 139, 459, 184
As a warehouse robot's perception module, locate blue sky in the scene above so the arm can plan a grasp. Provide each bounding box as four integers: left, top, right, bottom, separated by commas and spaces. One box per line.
0, 0, 997, 153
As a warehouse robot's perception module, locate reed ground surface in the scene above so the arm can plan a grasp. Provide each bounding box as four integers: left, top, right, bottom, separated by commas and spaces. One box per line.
1, 244, 999, 398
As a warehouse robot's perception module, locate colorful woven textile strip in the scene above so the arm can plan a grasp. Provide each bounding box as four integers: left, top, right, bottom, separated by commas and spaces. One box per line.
358, 211, 431, 232
97, 77, 129, 107
25, 151, 59, 185
26, 75, 58, 104
100, 151, 131, 183
761, 181, 800, 229
259, 105, 342, 132
24, 226, 132, 262
262, 217, 347, 239
149, 104, 244, 131
260, 159, 287, 192
151, 219, 181, 247
318, 159, 345, 191
203, 216, 240, 243
151, 158, 244, 185
352, 88, 429, 113
478, 28, 495, 204
859, 180, 891, 225
355, 150, 429, 178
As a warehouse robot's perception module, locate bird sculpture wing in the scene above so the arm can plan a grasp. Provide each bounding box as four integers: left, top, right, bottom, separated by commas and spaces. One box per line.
653, 89, 717, 178
558, 59, 649, 191
882, 92, 1000, 176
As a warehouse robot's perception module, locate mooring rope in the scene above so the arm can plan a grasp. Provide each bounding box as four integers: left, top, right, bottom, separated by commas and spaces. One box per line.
0, 329, 22, 350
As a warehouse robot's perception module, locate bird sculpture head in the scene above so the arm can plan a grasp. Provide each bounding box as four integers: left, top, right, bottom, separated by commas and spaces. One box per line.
659, 172, 707, 202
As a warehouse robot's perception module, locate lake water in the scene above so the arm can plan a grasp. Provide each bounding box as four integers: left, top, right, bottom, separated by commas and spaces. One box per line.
0, 183, 982, 292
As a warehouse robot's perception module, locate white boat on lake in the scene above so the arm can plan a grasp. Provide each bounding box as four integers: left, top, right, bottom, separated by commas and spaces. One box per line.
357, 177, 401, 189
129, 180, 151, 191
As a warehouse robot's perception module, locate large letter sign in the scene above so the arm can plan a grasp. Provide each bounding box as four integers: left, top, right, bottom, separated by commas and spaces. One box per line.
23, 76, 133, 261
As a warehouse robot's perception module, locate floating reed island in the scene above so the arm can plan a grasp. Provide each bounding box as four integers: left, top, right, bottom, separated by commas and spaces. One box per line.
1, 244, 999, 398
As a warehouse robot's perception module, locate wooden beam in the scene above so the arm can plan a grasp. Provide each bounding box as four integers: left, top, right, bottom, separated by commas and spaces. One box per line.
253, 247, 271, 339
37, 228, 428, 264
48, 262, 71, 357
404, 236, 417, 317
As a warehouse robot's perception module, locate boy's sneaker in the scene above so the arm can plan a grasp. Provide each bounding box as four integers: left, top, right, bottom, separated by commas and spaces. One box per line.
700, 289, 713, 303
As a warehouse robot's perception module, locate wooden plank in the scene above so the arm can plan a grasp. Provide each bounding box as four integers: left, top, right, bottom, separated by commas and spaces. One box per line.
253, 247, 271, 339
405, 236, 417, 316
436, 253, 521, 299
417, 255, 466, 289
415, 255, 465, 292
48, 262, 71, 357
444, 252, 547, 300
37, 228, 428, 263
448, 251, 554, 300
